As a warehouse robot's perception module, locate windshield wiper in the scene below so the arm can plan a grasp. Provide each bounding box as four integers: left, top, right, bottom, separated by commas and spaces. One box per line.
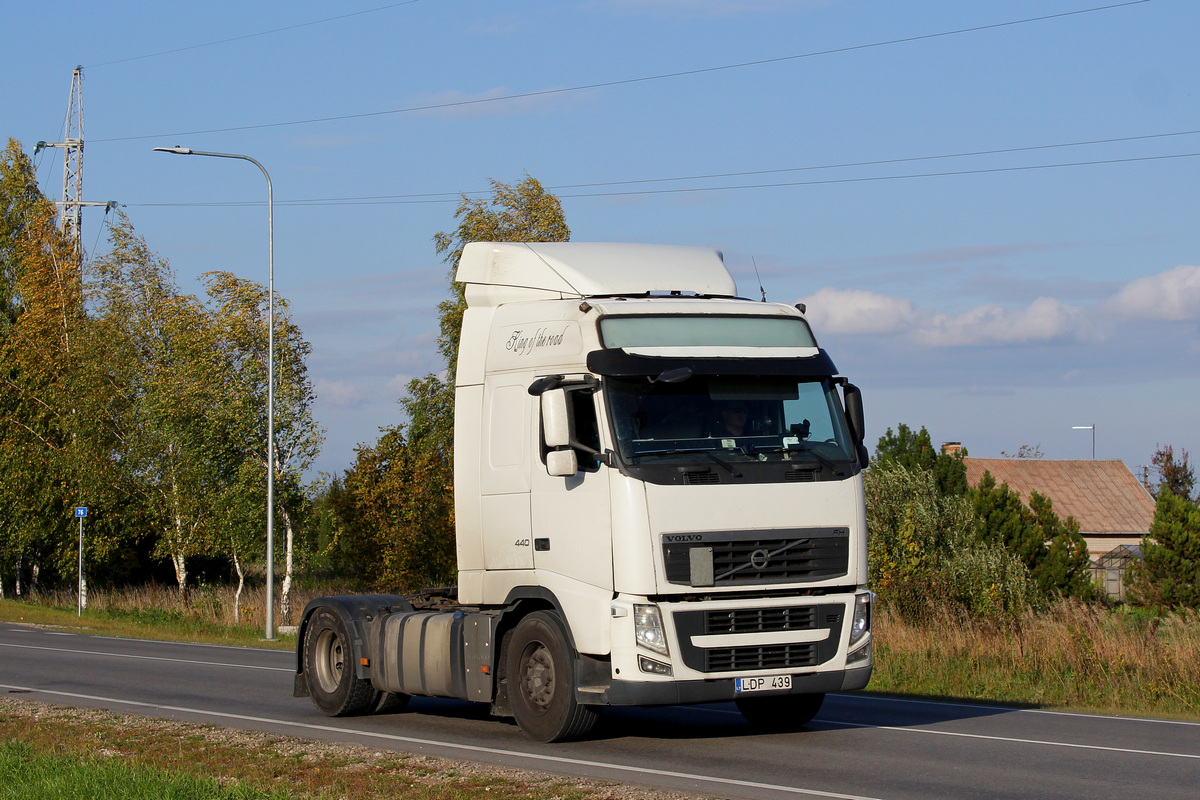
635, 447, 744, 477
753, 442, 846, 477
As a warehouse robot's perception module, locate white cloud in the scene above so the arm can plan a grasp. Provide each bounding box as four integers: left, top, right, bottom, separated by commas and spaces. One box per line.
801, 288, 917, 335
315, 380, 363, 408
915, 297, 1092, 347
1105, 265, 1200, 321
800, 265, 1196, 347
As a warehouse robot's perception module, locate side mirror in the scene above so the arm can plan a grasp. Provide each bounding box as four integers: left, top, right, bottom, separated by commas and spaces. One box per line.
546, 449, 578, 477
842, 382, 865, 444
541, 389, 572, 448
842, 382, 869, 467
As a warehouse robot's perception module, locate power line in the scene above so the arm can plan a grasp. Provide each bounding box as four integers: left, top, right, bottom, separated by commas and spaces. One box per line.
126, 149, 1200, 208
549, 129, 1200, 191
93, 0, 1151, 144
554, 151, 1200, 199
85, 1, 424, 69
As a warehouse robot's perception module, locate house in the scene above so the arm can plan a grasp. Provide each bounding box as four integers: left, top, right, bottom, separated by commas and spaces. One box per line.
962, 458, 1157, 598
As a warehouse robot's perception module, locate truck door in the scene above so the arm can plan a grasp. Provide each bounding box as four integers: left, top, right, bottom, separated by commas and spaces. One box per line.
530, 385, 614, 591
479, 379, 534, 570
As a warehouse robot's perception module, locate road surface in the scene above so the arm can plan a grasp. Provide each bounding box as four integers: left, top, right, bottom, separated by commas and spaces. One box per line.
1, 624, 1196, 799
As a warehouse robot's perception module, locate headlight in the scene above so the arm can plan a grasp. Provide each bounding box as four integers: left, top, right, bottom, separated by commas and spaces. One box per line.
634, 604, 669, 656
849, 592, 871, 646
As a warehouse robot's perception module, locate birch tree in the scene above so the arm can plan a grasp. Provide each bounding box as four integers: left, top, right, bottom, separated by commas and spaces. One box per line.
90, 214, 223, 589
203, 271, 322, 623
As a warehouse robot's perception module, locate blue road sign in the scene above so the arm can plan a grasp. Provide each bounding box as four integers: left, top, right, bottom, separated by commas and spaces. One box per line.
75, 507, 87, 517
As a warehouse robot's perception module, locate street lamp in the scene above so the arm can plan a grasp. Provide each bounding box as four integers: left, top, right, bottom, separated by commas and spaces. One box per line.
153, 146, 277, 641
1072, 425, 1095, 460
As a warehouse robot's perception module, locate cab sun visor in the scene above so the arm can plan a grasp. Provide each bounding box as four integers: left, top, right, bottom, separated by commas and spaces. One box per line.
586, 348, 839, 378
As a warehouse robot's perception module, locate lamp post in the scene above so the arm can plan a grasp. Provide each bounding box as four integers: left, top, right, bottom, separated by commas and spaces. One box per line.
1072, 425, 1095, 460
153, 146, 277, 640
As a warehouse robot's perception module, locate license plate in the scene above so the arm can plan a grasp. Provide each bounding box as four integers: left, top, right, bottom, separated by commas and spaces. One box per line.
734, 674, 792, 693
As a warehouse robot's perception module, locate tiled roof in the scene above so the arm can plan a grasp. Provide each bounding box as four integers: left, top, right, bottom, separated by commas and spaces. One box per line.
963, 458, 1156, 535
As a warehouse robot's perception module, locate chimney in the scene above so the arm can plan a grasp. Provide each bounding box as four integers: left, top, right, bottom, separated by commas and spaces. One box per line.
942, 442, 962, 457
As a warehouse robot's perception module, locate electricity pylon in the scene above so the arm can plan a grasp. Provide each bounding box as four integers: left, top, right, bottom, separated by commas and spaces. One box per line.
35, 66, 117, 256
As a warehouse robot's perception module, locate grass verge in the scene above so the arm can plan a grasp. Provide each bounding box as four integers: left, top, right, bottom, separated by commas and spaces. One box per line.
870, 599, 1200, 720
0, 589, 306, 650
0, 698, 690, 800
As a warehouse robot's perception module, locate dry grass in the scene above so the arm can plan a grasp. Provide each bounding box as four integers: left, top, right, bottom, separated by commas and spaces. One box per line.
871, 598, 1200, 719
0, 584, 348, 649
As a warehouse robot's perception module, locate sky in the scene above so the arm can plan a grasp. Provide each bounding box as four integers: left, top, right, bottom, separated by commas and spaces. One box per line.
4, 0, 1198, 482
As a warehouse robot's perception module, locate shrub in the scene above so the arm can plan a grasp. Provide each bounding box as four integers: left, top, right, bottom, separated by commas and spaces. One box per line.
866, 463, 1037, 620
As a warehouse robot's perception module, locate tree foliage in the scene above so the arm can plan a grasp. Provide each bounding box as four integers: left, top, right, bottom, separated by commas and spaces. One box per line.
873, 423, 967, 496
432, 175, 571, 377
865, 463, 1036, 619
0, 140, 323, 601
1152, 444, 1195, 502
971, 471, 1096, 600
1126, 491, 1200, 609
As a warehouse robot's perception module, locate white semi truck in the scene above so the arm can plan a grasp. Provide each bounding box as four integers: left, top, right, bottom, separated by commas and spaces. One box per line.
295, 242, 873, 742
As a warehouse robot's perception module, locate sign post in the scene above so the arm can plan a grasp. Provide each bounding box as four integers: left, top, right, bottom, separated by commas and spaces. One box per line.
74, 507, 87, 617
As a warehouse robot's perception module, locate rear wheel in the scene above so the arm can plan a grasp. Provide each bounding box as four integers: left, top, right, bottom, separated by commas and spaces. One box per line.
303, 608, 378, 716
737, 692, 825, 731
507, 611, 600, 742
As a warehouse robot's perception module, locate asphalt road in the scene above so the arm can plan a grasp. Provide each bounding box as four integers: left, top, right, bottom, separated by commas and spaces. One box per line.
1, 624, 1196, 800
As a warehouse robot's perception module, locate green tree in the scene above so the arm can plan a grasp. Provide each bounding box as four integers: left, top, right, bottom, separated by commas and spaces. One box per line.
1127, 491, 1200, 609
874, 423, 967, 495
1, 139, 43, 335
971, 471, 1096, 600
432, 175, 571, 377
0, 138, 95, 596
865, 463, 1035, 619
203, 271, 323, 622
89, 214, 224, 590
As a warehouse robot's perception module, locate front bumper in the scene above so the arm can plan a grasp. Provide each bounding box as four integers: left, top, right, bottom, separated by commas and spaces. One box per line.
593, 663, 871, 706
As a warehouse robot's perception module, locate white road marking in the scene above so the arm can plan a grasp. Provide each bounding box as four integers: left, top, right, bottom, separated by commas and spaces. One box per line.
0, 684, 883, 800
814, 718, 1200, 760
0, 642, 291, 672
830, 693, 1200, 727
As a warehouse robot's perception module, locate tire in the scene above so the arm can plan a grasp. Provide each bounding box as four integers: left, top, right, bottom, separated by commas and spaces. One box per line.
506, 611, 600, 742
737, 692, 825, 731
302, 607, 378, 717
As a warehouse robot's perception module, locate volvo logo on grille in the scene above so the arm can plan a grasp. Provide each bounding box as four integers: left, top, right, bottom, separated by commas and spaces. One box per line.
750, 548, 771, 570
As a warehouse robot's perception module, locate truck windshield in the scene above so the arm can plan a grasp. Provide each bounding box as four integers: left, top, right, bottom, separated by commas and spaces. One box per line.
605, 374, 856, 468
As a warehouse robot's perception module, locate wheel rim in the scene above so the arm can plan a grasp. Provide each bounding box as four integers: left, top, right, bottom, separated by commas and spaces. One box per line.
313, 628, 344, 694
520, 642, 555, 711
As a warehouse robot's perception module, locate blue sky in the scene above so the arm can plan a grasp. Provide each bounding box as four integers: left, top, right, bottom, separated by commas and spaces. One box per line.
5, 0, 1198, 481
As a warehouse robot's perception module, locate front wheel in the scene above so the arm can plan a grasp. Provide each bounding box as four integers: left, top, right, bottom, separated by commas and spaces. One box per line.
303, 607, 378, 716
737, 692, 825, 731
507, 611, 600, 742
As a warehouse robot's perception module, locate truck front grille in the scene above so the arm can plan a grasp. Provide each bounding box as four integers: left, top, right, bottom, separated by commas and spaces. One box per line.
662, 527, 849, 586
672, 602, 844, 674
705, 643, 817, 671
705, 606, 816, 634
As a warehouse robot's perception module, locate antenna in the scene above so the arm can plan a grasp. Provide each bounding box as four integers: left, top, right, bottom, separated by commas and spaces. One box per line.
34, 66, 117, 260
751, 256, 767, 302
